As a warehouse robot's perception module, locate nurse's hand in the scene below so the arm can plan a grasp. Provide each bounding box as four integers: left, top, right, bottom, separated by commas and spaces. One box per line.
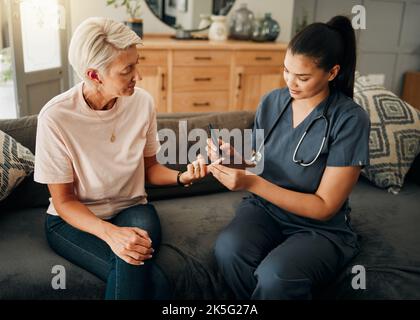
208, 163, 256, 191
206, 138, 244, 167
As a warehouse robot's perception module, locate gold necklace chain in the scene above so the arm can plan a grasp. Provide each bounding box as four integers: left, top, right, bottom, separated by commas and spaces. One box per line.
83, 94, 119, 143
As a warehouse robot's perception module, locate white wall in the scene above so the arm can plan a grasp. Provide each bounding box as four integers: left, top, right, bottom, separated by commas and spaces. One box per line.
69, 0, 295, 42
231, 0, 295, 42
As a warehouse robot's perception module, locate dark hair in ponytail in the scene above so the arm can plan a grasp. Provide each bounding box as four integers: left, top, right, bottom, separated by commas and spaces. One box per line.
288, 15, 356, 98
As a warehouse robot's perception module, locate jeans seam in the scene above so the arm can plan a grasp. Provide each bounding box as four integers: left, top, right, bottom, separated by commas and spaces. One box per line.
49, 228, 110, 272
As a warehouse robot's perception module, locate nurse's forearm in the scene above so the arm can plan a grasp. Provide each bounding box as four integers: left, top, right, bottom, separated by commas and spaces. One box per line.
247, 176, 331, 221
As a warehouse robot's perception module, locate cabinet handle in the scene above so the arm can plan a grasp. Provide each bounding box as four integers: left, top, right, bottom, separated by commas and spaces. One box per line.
237, 73, 243, 90
194, 77, 212, 82
194, 57, 212, 61
255, 56, 272, 61
161, 73, 165, 91
140, 56, 146, 60
193, 102, 210, 107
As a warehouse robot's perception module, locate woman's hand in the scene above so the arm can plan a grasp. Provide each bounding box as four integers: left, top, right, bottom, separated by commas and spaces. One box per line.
179, 154, 212, 186
208, 164, 257, 191
102, 222, 154, 266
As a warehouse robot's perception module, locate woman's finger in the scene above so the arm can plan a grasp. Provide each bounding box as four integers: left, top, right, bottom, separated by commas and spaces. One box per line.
123, 243, 153, 260
126, 244, 154, 256
125, 232, 152, 248
187, 163, 194, 177
197, 154, 207, 177
122, 255, 144, 266
120, 250, 145, 265
130, 235, 152, 249
132, 227, 151, 242
192, 160, 200, 179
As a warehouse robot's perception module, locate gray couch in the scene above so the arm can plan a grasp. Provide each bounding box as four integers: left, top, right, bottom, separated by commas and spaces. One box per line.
1, 112, 420, 300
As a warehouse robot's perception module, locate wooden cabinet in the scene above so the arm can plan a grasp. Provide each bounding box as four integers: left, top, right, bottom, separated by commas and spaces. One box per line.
402, 71, 420, 111
136, 36, 287, 113
136, 50, 168, 113
136, 66, 167, 113
232, 66, 285, 111
172, 49, 231, 113
232, 50, 286, 111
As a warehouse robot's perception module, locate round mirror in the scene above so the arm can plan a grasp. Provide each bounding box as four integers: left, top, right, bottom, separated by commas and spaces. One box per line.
145, 0, 236, 34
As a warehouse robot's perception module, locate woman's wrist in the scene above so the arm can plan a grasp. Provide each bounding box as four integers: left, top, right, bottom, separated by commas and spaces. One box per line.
98, 219, 114, 243
177, 171, 191, 186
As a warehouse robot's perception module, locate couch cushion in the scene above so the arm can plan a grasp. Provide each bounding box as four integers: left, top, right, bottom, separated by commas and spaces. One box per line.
0, 191, 247, 300
320, 177, 420, 299
353, 74, 420, 194
2, 179, 420, 300
0, 116, 38, 154
406, 153, 420, 186
0, 130, 35, 202
0, 173, 50, 211
0, 207, 105, 299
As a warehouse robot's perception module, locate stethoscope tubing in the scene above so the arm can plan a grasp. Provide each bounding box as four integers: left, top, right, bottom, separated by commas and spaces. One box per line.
251, 92, 334, 166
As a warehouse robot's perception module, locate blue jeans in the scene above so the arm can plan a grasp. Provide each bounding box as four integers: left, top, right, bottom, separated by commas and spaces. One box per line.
45, 203, 172, 300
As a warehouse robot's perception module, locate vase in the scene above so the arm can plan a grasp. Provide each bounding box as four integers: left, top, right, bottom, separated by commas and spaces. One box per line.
252, 13, 280, 42
229, 3, 255, 40
209, 15, 228, 41
198, 14, 212, 30
251, 18, 265, 42
262, 13, 280, 42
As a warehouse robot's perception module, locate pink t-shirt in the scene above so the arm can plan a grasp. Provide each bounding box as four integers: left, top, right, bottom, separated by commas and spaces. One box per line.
34, 82, 160, 219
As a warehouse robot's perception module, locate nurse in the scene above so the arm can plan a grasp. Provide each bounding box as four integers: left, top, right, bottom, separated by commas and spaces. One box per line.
207, 15, 371, 299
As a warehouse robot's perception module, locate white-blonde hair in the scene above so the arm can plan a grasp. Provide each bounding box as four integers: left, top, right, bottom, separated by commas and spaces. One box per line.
68, 17, 142, 81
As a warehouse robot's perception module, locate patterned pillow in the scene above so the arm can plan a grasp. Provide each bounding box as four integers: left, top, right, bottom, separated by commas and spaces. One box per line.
353, 72, 420, 194
0, 130, 35, 201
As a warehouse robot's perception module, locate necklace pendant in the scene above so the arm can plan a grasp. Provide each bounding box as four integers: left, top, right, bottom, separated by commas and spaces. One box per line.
110, 134, 116, 143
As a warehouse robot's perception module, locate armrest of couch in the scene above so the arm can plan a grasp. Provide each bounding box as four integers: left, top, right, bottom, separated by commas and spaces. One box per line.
0, 173, 50, 211
406, 154, 420, 185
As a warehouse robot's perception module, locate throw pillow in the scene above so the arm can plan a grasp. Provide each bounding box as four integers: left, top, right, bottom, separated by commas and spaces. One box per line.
0, 130, 35, 202
353, 72, 420, 194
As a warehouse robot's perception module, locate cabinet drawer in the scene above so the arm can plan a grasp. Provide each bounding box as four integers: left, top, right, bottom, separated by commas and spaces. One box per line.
173, 92, 229, 112
138, 50, 167, 66
173, 67, 230, 92
173, 50, 231, 66
235, 50, 285, 66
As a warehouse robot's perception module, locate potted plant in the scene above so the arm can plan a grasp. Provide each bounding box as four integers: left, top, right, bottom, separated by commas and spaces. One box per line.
106, 0, 143, 38
0, 47, 13, 84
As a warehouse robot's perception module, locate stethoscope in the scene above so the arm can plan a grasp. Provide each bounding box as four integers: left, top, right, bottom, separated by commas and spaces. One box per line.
250, 92, 334, 167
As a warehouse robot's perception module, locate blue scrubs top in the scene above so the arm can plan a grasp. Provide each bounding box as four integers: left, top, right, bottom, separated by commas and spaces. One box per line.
251, 87, 371, 252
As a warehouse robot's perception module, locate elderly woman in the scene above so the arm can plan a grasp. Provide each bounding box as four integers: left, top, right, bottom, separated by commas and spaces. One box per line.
34, 17, 207, 300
